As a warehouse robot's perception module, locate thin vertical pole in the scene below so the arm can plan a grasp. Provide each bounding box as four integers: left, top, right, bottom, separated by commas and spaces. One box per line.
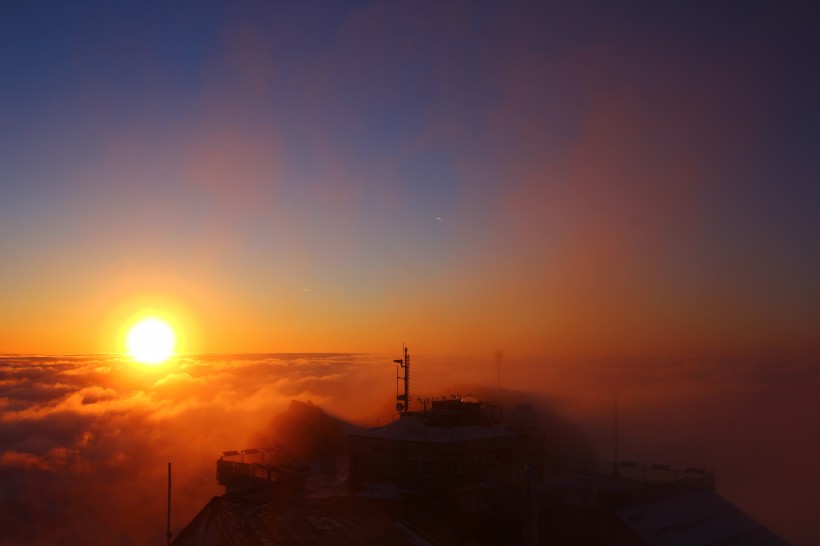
167, 462, 172, 545
614, 395, 619, 479
495, 350, 502, 389
404, 346, 409, 414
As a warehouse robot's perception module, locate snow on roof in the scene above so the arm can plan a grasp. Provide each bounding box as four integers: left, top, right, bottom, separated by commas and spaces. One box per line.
176, 493, 433, 546
351, 415, 518, 443
617, 490, 789, 546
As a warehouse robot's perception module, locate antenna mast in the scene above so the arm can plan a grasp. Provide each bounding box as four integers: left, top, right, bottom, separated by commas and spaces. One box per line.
495, 350, 503, 389
166, 462, 172, 545
614, 394, 619, 479
393, 345, 410, 415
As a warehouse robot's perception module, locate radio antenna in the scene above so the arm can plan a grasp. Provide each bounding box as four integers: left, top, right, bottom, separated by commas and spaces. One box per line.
166, 462, 172, 545
393, 345, 410, 415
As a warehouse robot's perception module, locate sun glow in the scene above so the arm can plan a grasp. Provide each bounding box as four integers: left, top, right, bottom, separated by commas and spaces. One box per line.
126, 317, 176, 364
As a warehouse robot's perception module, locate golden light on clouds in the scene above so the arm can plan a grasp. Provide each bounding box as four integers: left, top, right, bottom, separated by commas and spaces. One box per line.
126, 317, 176, 364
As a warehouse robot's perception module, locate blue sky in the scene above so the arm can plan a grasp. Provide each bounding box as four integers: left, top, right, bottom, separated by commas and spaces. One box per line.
0, 0, 817, 355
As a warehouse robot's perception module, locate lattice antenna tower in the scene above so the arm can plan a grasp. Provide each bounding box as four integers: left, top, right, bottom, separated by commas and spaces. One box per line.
394, 345, 410, 415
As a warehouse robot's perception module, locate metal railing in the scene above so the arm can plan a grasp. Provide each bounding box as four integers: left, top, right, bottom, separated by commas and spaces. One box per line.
546, 456, 714, 484
216, 459, 279, 486
543, 456, 716, 509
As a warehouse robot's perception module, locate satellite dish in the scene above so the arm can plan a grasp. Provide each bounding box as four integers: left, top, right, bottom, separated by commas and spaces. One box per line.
396, 402, 405, 412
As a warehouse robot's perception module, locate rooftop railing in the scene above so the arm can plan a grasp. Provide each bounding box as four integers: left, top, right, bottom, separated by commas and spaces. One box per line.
216, 459, 279, 487
543, 456, 716, 509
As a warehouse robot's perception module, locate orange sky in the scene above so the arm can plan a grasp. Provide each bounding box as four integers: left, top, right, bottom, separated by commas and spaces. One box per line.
1, 2, 817, 358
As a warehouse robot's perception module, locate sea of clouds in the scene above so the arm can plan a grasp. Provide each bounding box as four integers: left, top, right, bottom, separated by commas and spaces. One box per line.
0, 353, 817, 544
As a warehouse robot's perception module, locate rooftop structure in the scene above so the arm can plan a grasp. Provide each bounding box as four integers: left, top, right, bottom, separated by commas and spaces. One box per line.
348, 392, 541, 496
173, 347, 789, 545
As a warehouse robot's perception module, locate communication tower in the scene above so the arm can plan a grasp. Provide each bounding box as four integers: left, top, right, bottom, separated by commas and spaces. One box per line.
393, 345, 410, 415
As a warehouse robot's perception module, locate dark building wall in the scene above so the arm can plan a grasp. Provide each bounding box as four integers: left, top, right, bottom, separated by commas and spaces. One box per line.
348, 432, 529, 491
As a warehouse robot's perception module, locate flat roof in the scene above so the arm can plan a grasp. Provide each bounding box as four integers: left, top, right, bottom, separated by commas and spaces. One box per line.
350, 415, 518, 443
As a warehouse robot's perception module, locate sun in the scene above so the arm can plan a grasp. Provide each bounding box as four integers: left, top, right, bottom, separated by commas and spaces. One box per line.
126, 317, 176, 364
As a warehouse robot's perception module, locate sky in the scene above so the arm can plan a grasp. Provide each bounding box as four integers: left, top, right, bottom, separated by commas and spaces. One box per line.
1, 353, 818, 544
0, 0, 817, 357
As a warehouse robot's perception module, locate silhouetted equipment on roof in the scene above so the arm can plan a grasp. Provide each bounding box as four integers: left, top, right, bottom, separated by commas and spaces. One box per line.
173, 345, 789, 546
417, 397, 431, 412
350, 348, 535, 494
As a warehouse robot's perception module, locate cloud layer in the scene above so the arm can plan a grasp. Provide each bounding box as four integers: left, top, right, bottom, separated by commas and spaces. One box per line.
0, 352, 817, 544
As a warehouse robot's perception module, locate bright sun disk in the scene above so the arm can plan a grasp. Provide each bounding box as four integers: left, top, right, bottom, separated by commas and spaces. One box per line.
126, 317, 176, 364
